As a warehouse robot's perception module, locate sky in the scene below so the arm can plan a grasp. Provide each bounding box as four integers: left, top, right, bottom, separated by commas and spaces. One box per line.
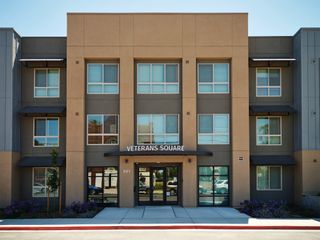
0, 0, 319, 36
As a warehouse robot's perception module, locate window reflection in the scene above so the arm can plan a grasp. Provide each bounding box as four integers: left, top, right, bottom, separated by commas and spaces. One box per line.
87, 167, 118, 206
198, 166, 229, 206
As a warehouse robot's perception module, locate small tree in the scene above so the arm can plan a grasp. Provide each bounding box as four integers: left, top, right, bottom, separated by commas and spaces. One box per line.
46, 149, 60, 215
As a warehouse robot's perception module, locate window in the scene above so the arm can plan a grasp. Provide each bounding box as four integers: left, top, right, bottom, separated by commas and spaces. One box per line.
256, 116, 281, 145
257, 166, 282, 190
198, 114, 229, 144
137, 114, 179, 144
88, 167, 118, 206
32, 167, 59, 197
198, 166, 229, 206
33, 118, 59, 147
87, 63, 119, 94
198, 63, 229, 93
256, 68, 281, 97
87, 114, 119, 145
34, 69, 60, 97
137, 63, 179, 94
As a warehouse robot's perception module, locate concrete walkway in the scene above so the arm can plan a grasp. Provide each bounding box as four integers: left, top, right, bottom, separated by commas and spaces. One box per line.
93, 206, 249, 224
0, 206, 320, 228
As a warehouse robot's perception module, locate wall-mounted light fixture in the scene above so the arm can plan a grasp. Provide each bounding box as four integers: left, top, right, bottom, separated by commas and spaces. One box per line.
125, 159, 129, 164
188, 158, 192, 163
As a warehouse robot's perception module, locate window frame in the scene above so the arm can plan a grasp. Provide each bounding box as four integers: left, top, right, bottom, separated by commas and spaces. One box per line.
87, 166, 119, 206
136, 114, 180, 145
198, 165, 230, 207
256, 67, 282, 97
256, 165, 282, 191
32, 167, 60, 198
34, 68, 60, 98
197, 114, 230, 145
197, 63, 230, 94
33, 117, 59, 148
86, 63, 119, 95
136, 63, 180, 94
86, 114, 119, 146
256, 116, 282, 146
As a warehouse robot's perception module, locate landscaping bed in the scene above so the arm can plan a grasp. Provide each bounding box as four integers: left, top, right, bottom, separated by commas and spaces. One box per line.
0, 201, 103, 219
239, 200, 320, 218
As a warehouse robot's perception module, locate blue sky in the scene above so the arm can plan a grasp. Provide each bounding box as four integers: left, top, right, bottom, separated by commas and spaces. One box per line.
0, 0, 319, 36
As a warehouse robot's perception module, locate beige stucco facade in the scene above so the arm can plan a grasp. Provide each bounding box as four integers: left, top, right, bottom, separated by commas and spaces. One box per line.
294, 150, 320, 203
0, 152, 20, 208
66, 13, 249, 207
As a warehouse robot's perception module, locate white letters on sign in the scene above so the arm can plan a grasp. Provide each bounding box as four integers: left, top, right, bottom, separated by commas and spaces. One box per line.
126, 145, 185, 152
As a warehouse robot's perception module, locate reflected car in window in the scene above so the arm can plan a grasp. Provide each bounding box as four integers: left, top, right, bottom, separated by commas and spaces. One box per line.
88, 185, 103, 195
167, 181, 177, 195
214, 180, 228, 194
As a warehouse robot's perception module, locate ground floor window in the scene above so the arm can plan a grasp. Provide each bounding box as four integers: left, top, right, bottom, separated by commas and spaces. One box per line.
257, 166, 282, 190
32, 167, 59, 197
198, 166, 229, 206
87, 167, 118, 206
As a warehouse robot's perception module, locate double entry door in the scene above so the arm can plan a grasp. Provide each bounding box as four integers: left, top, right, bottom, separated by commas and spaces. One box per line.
136, 165, 180, 205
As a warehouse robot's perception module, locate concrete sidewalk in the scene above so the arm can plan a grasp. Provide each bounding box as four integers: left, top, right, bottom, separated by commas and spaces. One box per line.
93, 206, 249, 224
0, 206, 319, 229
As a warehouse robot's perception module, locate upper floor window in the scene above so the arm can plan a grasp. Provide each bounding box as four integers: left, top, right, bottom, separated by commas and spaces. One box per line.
33, 118, 59, 147
257, 166, 282, 191
256, 116, 281, 145
198, 114, 229, 144
87, 63, 119, 94
34, 69, 60, 98
198, 63, 229, 94
137, 114, 179, 144
87, 114, 119, 145
137, 63, 179, 94
256, 68, 281, 97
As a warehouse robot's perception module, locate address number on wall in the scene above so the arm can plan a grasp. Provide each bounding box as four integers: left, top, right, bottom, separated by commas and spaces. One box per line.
123, 169, 131, 174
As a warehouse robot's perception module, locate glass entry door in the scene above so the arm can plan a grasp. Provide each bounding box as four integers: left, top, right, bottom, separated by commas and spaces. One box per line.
152, 168, 164, 202
137, 165, 179, 205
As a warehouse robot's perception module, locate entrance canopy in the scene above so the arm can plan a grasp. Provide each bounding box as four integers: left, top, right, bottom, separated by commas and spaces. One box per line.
104, 151, 213, 157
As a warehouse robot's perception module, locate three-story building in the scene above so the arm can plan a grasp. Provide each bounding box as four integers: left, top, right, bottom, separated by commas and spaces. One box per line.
0, 13, 319, 208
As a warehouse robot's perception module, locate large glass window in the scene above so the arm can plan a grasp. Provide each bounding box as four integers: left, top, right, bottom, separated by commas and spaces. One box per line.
87, 63, 119, 94
32, 167, 59, 197
256, 68, 281, 97
256, 116, 281, 145
137, 63, 179, 94
198, 63, 229, 93
33, 118, 59, 147
198, 166, 229, 206
257, 166, 282, 190
87, 167, 118, 206
137, 114, 179, 144
87, 114, 119, 145
198, 114, 229, 144
34, 69, 60, 97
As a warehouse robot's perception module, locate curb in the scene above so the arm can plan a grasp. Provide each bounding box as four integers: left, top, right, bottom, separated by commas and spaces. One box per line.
1, 225, 320, 231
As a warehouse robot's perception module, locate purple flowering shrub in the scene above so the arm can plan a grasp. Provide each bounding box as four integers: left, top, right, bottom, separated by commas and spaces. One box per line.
64, 201, 98, 214
3, 201, 41, 218
240, 200, 289, 218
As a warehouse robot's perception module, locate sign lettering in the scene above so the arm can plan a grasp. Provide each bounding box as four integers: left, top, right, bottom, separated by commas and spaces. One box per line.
126, 145, 184, 152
